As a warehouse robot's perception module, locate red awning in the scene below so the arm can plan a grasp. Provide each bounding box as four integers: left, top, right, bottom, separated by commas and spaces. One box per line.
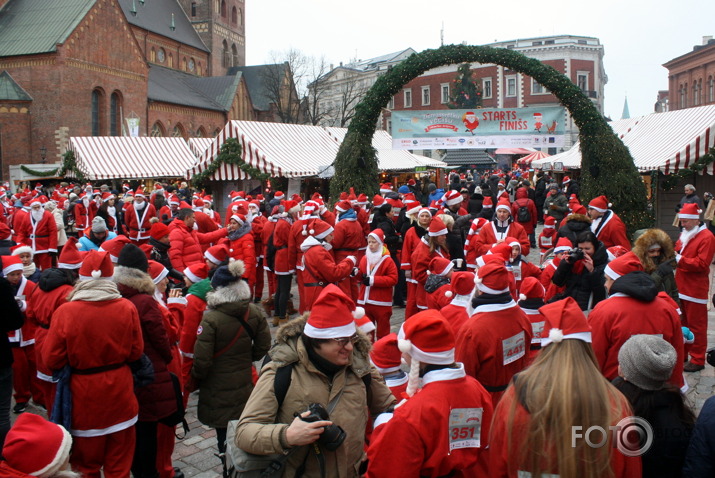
495, 148, 535, 155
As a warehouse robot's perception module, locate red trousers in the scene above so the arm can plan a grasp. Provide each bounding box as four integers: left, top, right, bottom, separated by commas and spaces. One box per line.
681, 299, 708, 365
296, 269, 306, 314
12, 345, 43, 406
181, 356, 194, 409
266, 269, 276, 297
364, 304, 392, 340
37, 379, 56, 417
405, 281, 418, 320
157, 423, 176, 478
33, 253, 52, 271
71, 426, 135, 478
254, 258, 265, 300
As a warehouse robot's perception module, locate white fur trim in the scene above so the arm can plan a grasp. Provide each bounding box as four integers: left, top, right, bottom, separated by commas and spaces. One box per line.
542, 330, 592, 347
11, 245, 33, 257
495, 204, 511, 213
604, 264, 620, 281
303, 321, 357, 339
57, 262, 82, 270
679, 212, 700, 219
428, 227, 448, 236
150, 267, 169, 284
183, 268, 204, 284
476, 282, 509, 294
2, 263, 23, 276
315, 226, 334, 240
204, 251, 222, 265
31, 424, 72, 477
589, 205, 607, 213
357, 320, 375, 334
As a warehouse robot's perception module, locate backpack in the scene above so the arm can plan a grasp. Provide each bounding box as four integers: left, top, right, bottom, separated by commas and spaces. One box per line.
264, 231, 276, 272
516, 203, 531, 223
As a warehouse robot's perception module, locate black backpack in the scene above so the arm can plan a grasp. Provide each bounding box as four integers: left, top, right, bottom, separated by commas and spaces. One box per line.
516, 204, 531, 223
272, 361, 372, 408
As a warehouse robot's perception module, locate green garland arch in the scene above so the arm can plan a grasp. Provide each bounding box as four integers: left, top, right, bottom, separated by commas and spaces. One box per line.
192, 137, 269, 190
330, 44, 651, 233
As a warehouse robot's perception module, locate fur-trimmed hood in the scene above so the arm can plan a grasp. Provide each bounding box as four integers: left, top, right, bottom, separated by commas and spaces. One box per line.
206, 279, 251, 309
113, 265, 155, 295
564, 213, 592, 225
632, 228, 675, 273
270, 315, 373, 376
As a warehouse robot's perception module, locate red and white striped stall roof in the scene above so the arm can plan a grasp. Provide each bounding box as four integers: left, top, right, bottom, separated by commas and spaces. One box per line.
68, 137, 196, 180
188, 138, 214, 158
191, 121, 341, 180
532, 105, 715, 174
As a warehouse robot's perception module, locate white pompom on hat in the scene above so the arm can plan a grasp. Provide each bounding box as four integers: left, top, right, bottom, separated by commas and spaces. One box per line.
78, 250, 114, 281
518, 277, 545, 302
304, 284, 360, 339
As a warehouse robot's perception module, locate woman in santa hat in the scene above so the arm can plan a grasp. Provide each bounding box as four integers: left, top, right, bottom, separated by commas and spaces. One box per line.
401, 207, 431, 319
424, 256, 454, 310
489, 297, 641, 478
517, 277, 547, 364
411, 216, 450, 312
357, 229, 397, 340
440, 271, 476, 336
221, 214, 256, 289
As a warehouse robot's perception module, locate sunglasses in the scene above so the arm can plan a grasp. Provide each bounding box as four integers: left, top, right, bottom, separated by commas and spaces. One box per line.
329, 334, 359, 347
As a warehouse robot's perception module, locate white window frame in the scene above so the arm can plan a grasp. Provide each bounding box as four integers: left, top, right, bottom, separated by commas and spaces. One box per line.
404, 89, 412, 108
482, 78, 492, 99
441, 83, 450, 104
531, 78, 547, 95
421, 86, 430, 106
387, 96, 394, 110
506, 75, 517, 97
576, 71, 589, 92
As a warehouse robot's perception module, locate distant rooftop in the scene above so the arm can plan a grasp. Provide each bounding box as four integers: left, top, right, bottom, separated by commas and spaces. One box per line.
485, 35, 602, 49
343, 48, 416, 72
148, 65, 240, 111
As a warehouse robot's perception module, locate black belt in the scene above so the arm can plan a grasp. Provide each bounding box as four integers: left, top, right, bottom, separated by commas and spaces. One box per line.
334, 248, 357, 252
71, 362, 126, 375
30, 235, 49, 238
129, 227, 147, 233
484, 384, 508, 393
304, 282, 327, 287
275, 245, 287, 250
38, 324, 50, 330
530, 344, 541, 351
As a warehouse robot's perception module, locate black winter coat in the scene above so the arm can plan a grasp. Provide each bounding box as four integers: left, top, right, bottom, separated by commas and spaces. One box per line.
683, 395, 715, 477
551, 240, 607, 310
371, 208, 401, 255
0, 278, 23, 368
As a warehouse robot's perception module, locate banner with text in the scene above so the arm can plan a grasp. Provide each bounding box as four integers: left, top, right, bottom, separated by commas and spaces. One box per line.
391, 107, 566, 150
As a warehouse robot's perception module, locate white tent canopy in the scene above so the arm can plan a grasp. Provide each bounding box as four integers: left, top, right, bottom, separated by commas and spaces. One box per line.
532, 105, 715, 174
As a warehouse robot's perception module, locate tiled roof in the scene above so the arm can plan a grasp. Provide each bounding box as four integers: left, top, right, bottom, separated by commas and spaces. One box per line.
0, 0, 95, 57
0, 71, 32, 101
228, 64, 286, 111
442, 149, 495, 166
148, 65, 240, 112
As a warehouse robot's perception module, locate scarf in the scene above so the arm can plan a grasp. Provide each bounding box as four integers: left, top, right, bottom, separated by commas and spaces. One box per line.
68, 279, 121, 302
303, 335, 344, 380
338, 208, 357, 222
471, 291, 513, 309
22, 262, 36, 279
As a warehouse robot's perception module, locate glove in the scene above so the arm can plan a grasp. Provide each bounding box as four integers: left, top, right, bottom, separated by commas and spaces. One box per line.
656, 261, 673, 277
350, 267, 359, 277
362, 276, 371, 286
549, 204, 558, 210
682, 326, 695, 344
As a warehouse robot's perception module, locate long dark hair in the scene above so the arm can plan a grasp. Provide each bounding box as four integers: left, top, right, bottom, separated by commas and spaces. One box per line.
612, 377, 696, 428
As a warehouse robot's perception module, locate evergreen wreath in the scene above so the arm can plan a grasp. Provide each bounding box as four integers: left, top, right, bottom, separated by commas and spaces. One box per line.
192, 138, 269, 189
330, 44, 651, 233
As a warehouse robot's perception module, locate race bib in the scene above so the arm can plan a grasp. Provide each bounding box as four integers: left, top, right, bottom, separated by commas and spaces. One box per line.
541, 236, 552, 246
512, 264, 522, 281
503, 331, 526, 365
531, 321, 545, 343
448, 408, 483, 451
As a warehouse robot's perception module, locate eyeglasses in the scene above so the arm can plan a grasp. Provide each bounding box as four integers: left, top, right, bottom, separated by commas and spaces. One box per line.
329, 335, 359, 347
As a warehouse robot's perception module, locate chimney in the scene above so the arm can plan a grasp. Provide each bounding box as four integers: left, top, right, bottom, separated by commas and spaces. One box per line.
703, 36, 713, 45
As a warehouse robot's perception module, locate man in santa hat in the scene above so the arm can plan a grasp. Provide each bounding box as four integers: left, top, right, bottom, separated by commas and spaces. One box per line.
411, 216, 451, 312
472, 197, 530, 258
124, 188, 157, 245
456, 261, 533, 405
439, 271, 476, 335
332, 200, 367, 301
674, 203, 715, 372
517, 277, 547, 364
367, 310, 493, 477
288, 200, 318, 314
587, 195, 631, 251
73, 193, 97, 239
19, 197, 58, 270
357, 229, 397, 340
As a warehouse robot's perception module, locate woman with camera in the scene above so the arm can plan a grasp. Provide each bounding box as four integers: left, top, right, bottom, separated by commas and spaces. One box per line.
235, 285, 396, 477
551, 231, 608, 311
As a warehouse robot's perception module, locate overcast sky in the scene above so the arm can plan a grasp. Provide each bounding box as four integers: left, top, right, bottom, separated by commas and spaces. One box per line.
246, 0, 714, 120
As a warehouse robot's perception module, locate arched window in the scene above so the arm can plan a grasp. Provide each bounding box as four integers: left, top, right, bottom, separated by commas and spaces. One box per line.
172, 123, 186, 138
238, 8, 243, 26
196, 127, 206, 138
150, 122, 165, 137
221, 0, 227, 17
168, 53, 173, 68
222, 40, 230, 68
213, 128, 221, 137
91, 88, 105, 136
188, 58, 195, 72
182, 57, 187, 71
231, 6, 238, 24
197, 62, 203, 76
693, 82, 699, 106
681, 84, 687, 109
709, 76, 714, 103
110, 91, 122, 136
150, 47, 156, 62
157, 48, 165, 63
231, 44, 238, 67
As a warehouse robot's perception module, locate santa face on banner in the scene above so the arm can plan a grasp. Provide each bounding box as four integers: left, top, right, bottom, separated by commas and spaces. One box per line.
462, 111, 479, 135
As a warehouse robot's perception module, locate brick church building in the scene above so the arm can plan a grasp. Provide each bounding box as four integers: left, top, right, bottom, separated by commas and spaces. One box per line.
0, 0, 294, 179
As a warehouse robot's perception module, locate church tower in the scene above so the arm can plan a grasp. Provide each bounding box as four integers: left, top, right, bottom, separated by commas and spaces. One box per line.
178, 0, 245, 76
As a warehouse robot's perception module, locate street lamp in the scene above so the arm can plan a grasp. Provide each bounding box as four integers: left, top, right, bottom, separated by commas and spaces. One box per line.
40, 146, 47, 164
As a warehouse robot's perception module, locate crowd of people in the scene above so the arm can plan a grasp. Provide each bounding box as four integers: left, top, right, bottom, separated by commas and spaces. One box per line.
0, 172, 714, 477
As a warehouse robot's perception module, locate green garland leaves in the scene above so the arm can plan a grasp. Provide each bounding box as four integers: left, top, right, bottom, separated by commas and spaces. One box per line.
192, 138, 269, 189
20, 165, 60, 177
658, 147, 715, 191
331, 44, 651, 234
56, 150, 86, 183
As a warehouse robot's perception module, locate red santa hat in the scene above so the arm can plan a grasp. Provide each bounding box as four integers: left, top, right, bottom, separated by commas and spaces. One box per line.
308, 218, 333, 240
204, 244, 230, 266
193, 197, 205, 209
372, 195, 385, 207
679, 203, 702, 220
273, 191, 285, 201
475, 242, 512, 268
379, 183, 393, 194
475, 261, 510, 294
230, 213, 247, 227
311, 192, 323, 202
428, 256, 454, 276
588, 195, 611, 213
98, 235, 131, 263
134, 187, 146, 198
168, 194, 180, 206
300, 201, 316, 218
203, 195, 214, 205
334, 200, 352, 213
57, 237, 83, 270
368, 229, 385, 245
407, 178, 417, 186
2, 412, 72, 478
101, 192, 115, 202
386, 198, 403, 210
606, 245, 629, 262
571, 204, 587, 215
183, 262, 209, 284
339, 192, 349, 201
281, 200, 300, 215
149, 222, 170, 241
604, 251, 644, 281
405, 200, 421, 216
154, 183, 164, 190
148, 260, 169, 285
1, 255, 23, 276
498, 180, 506, 188
445, 271, 476, 299
540, 297, 592, 347
11, 244, 33, 258
553, 237, 573, 255
442, 190, 462, 207
519, 276, 546, 302
292, 193, 303, 204
543, 216, 556, 228
355, 315, 376, 335
428, 216, 448, 236
562, 175, 571, 184
507, 237, 522, 253
304, 284, 362, 339
78, 250, 114, 281
495, 197, 511, 213
356, 194, 368, 205
370, 333, 402, 373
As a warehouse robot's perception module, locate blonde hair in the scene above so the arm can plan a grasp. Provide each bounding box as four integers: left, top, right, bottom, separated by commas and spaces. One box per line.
502, 340, 625, 478
437, 213, 454, 230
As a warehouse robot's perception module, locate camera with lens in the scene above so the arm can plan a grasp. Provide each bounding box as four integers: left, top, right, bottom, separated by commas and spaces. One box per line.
568, 247, 585, 262
299, 403, 346, 451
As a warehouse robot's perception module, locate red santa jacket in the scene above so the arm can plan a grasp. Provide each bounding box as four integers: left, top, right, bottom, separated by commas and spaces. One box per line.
426, 283, 452, 310
220, 230, 257, 287
511, 189, 538, 235
158, 297, 185, 379
11, 209, 29, 244
489, 386, 641, 477
464, 218, 489, 269
519, 304, 546, 365
591, 210, 631, 251
179, 287, 209, 361
456, 300, 533, 405
300, 237, 356, 311
400, 225, 424, 274
675, 224, 715, 302
288, 217, 311, 273
195, 209, 219, 234
474, 220, 530, 257
43, 290, 144, 435
411, 237, 450, 309
168, 219, 227, 272
73, 200, 98, 232
272, 218, 294, 275
367, 365, 493, 478
440, 294, 472, 336
507, 257, 541, 295
332, 216, 367, 263
355, 206, 370, 237
262, 219, 276, 270
28, 280, 73, 382
358, 248, 398, 307
251, 214, 267, 260
320, 210, 336, 227
124, 202, 157, 241
9, 277, 36, 347
588, 283, 685, 389
21, 210, 58, 254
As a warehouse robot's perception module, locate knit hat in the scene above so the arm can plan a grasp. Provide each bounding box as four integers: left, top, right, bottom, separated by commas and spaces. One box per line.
588, 195, 611, 213
10, 244, 33, 258
519, 277, 545, 301
148, 260, 169, 284
57, 237, 83, 270
618, 335, 676, 391
445, 271, 475, 299
442, 190, 462, 207
679, 203, 702, 220
184, 263, 208, 284
368, 229, 385, 245
2, 413, 72, 478
304, 284, 362, 339
428, 256, 454, 276
482, 196, 493, 208
355, 315, 376, 335
307, 218, 333, 239
398, 185, 410, 194
211, 260, 246, 289
98, 235, 131, 263
539, 297, 591, 347
91, 216, 108, 233
604, 251, 643, 280
475, 261, 510, 294
117, 243, 148, 273
149, 222, 170, 241
495, 197, 511, 213
428, 216, 448, 236
370, 333, 403, 374
1, 255, 23, 277
553, 237, 573, 254
205, 244, 230, 266
543, 216, 556, 228
79, 250, 114, 281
